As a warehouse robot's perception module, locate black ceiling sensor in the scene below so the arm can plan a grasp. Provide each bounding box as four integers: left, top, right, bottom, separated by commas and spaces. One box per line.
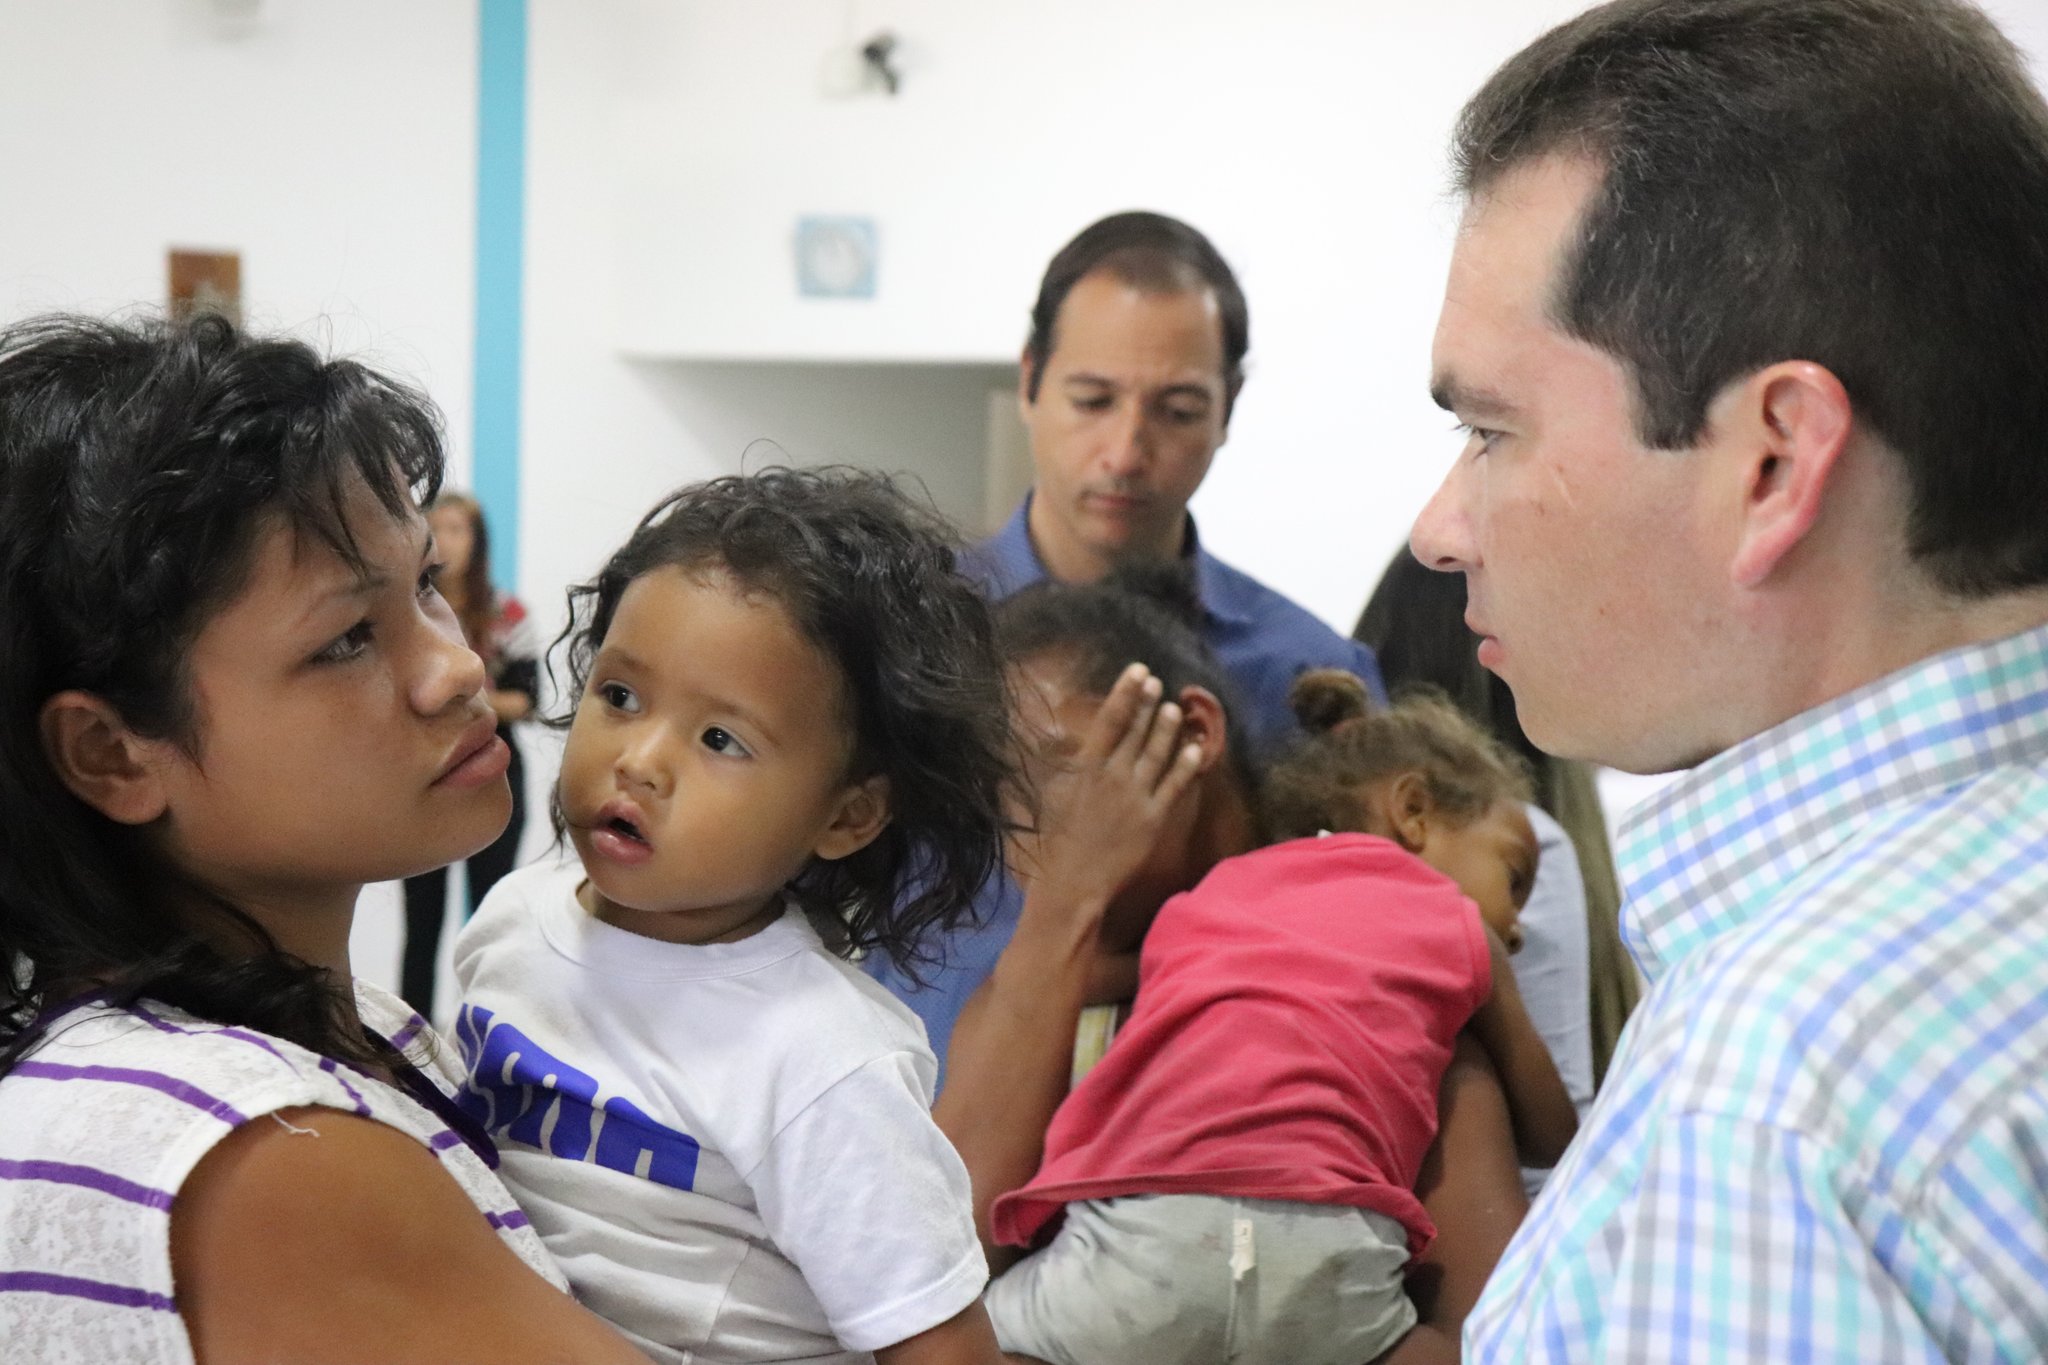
861, 32, 901, 96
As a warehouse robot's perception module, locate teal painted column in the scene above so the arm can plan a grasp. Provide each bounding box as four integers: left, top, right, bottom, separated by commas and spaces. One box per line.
473, 0, 527, 590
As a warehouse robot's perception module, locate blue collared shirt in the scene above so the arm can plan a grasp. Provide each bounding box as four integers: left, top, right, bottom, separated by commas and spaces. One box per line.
868, 498, 1386, 1084
1467, 621, 2048, 1363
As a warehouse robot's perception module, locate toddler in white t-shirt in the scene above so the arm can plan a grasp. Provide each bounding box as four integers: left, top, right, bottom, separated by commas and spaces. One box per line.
454, 469, 1014, 1365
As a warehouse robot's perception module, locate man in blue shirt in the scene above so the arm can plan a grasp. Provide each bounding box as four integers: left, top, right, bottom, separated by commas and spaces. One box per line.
1414, 1, 2048, 1359
871, 211, 1383, 1076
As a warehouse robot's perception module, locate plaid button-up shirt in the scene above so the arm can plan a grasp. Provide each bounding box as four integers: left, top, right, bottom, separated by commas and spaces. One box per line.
1468, 623, 2048, 1363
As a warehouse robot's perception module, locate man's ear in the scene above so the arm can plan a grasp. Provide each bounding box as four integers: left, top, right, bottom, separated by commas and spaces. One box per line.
40, 690, 171, 826
1725, 361, 1855, 590
815, 775, 892, 862
1173, 685, 1231, 776
1016, 346, 1041, 425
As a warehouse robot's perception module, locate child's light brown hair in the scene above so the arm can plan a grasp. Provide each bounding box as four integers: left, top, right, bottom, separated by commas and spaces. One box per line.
1263, 669, 1532, 840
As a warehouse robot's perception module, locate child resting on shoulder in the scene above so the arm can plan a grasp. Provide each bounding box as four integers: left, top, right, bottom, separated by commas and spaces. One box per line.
453, 469, 1013, 1365
984, 665, 1576, 1365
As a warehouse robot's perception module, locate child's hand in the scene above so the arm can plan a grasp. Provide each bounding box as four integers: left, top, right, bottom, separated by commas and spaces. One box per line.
1010, 663, 1205, 924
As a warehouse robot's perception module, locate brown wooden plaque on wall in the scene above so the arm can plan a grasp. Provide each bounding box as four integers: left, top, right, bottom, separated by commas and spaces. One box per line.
167, 249, 242, 326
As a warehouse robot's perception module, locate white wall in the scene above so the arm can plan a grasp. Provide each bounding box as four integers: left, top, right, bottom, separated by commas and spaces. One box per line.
572, 0, 2048, 639
0, 0, 479, 475
586, 0, 1592, 634
0, 0, 483, 1003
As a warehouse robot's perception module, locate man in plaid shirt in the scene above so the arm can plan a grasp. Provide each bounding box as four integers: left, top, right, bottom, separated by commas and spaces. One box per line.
1412, 0, 2048, 1359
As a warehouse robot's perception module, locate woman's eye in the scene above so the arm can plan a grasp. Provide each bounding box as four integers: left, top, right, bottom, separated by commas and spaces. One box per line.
417, 561, 446, 600
598, 682, 639, 713
313, 620, 374, 665
702, 726, 750, 758
1071, 395, 1113, 413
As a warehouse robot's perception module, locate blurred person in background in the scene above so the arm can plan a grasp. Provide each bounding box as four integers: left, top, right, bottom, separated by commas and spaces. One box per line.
401, 490, 538, 1016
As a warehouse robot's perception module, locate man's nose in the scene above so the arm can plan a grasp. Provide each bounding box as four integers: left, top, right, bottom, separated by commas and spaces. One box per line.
1410, 460, 1479, 572
1099, 402, 1151, 478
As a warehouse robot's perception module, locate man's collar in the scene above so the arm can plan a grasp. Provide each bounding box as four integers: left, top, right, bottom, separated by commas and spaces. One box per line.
1615, 620, 2048, 982
981, 493, 1247, 627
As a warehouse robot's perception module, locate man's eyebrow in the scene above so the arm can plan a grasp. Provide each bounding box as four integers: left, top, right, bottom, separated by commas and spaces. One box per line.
1430, 375, 1521, 422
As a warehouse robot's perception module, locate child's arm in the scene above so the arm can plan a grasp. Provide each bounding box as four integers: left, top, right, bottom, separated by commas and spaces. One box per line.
1468, 927, 1580, 1169
1394, 1035, 1531, 1363
935, 665, 1202, 1270
874, 1301, 1009, 1365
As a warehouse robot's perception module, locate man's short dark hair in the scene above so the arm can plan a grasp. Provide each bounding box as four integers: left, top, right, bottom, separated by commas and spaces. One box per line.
1456, 0, 2048, 595
1023, 210, 1250, 419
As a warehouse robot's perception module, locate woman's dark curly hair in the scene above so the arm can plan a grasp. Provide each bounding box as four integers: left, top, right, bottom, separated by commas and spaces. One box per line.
552, 467, 1010, 975
1263, 670, 1530, 841
0, 312, 445, 1074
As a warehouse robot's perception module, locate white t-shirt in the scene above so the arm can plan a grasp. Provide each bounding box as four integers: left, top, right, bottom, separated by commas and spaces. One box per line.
453, 860, 986, 1365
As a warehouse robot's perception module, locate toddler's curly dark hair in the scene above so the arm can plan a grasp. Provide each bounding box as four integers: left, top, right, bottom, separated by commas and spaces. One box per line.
554, 467, 1010, 974
1263, 669, 1531, 840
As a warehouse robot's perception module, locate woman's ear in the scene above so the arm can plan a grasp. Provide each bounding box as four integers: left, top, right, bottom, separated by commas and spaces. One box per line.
815, 774, 893, 862
1172, 685, 1234, 778
39, 691, 171, 826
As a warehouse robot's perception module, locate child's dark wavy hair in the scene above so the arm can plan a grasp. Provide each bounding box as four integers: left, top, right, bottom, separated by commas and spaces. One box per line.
994, 562, 1260, 800
553, 467, 1010, 975
1264, 670, 1531, 841
0, 313, 444, 1073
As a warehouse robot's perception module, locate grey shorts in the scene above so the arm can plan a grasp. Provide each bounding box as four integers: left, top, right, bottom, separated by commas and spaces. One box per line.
983, 1194, 1416, 1365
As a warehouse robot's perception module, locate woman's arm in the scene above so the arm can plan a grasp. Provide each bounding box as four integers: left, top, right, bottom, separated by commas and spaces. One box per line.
1468, 931, 1580, 1168
934, 665, 1201, 1271
172, 1106, 653, 1365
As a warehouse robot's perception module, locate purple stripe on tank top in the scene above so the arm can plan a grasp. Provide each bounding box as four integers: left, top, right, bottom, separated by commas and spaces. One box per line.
484, 1209, 531, 1232
0, 1271, 177, 1312
387, 1012, 429, 1052
124, 1002, 183, 1036
317, 1057, 374, 1118
428, 1129, 466, 1151
11, 1061, 247, 1124
127, 1003, 294, 1067
0, 1159, 174, 1211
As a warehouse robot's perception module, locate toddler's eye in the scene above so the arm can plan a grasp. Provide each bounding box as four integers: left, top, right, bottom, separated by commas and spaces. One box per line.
702, 726, 751, 758
598, 682, 640, 713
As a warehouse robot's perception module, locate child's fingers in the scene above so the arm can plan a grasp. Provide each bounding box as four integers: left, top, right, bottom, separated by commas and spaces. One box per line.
1084, 663, 1159, 764
1149, 740, 1206, 810
1133, 695, 1185, 787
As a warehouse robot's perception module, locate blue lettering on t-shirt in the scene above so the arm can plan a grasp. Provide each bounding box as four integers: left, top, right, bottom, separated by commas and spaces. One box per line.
454, 1004, 701, 1191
